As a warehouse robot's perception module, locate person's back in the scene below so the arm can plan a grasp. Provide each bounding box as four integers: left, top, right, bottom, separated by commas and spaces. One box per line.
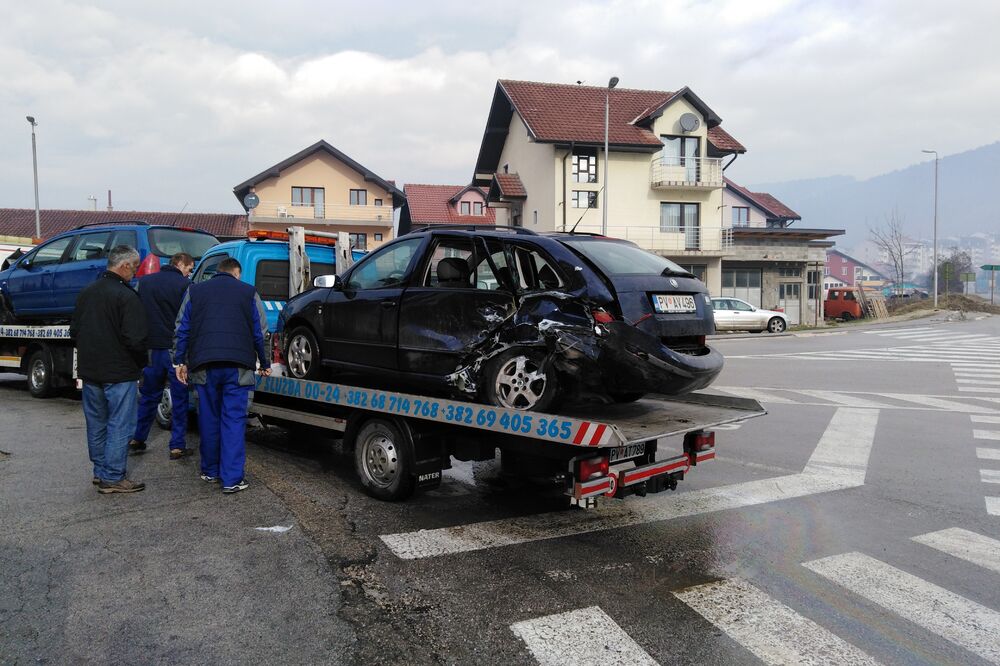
183, 272, 265, 371
137, 263, 190, 350
72, 269, 147, 384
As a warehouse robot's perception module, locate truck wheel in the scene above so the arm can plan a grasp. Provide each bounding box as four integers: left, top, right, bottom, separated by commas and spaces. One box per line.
767, 317, 786, 333
353, 418, 416, 501
482, 348, 558, 412
155, 387, 172, 430
27, 350, 55, 398
841, 311, 854, 321
285, 327, 322, 380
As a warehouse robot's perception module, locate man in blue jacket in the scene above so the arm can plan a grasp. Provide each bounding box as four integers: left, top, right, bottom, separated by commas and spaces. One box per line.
173, 258, 271, 494
129, 252, 195, 459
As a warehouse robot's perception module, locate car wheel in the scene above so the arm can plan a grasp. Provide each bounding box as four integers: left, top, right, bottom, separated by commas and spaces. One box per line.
767, 317, 786, 333
609, 391, 645, 403
483, 348, 558, 412
285, 327, 322, 380
27, 350, 55, 398
841, 311, 854, 321
155, 387, 172, 430
353, 418, 415, 501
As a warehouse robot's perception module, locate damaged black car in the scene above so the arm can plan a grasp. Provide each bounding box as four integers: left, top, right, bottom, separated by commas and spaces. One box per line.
276, 227, 723, 412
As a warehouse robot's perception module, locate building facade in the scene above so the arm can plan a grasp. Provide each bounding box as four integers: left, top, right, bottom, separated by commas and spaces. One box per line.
398, 184, 496, 233
826, 248, 888, 287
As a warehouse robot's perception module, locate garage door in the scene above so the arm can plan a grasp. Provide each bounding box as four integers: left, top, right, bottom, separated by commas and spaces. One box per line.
721, 269, 762, 307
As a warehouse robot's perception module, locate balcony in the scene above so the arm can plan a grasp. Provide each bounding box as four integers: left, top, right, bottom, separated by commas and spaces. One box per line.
249, 201, 393, 227
649, 156, 724, 190
573, 223, 734, 254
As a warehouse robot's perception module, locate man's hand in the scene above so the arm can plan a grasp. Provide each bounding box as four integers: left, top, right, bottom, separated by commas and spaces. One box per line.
258, 366, 272, 377
175, 364, 188, 385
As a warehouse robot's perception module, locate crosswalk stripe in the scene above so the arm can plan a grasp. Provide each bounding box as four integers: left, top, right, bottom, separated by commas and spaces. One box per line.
959, 379, 1000, 386
956, 372, 1000, 378
972, 416, 1000, 424
713, 387, 999, 413
803, 552, 1000, 663
380, 409, 878, 559
795, 389, 895, 409
912, 528, 1000, 575
974, 430, 1000, 441
510, 606, 657, 666
978, 448, 1000, 460
865, 327, 937, 334
959, 387, 1000, 394
673, 578, 881, 666
716, 387, 800, 404
987, 497, 1000, 516
877, 393, 999, 414
982, 470, 1000, 484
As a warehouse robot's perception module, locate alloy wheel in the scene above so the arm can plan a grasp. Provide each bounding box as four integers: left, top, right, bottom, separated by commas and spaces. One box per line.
288, 334, 313, 378
494, 355, 547, 410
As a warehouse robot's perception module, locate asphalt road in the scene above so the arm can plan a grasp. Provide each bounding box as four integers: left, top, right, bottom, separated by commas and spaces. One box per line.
3, 312, 1000, 665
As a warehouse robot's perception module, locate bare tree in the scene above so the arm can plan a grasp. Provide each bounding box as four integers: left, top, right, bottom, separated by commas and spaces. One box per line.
869, 209, 907, 293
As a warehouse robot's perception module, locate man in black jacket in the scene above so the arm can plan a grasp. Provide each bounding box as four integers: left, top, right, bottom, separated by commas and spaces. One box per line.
128, 252, 194, 459
70, 245, 148, 494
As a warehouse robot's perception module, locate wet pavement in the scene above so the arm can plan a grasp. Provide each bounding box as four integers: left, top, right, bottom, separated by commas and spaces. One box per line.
2, 313, 1000, 664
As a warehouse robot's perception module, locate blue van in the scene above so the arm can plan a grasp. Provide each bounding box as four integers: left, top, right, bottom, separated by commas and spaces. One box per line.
0, 222, 219, 322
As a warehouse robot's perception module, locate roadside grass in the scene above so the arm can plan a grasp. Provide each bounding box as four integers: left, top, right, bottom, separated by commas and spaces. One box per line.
888, 294, 1000, 316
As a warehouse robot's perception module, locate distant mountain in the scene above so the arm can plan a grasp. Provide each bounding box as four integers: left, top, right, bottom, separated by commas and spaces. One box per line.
749, 141, 1000, 248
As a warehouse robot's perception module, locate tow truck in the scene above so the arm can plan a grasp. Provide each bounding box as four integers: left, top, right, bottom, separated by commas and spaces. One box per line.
0, 323, 76, 397
251, 370, 765, 505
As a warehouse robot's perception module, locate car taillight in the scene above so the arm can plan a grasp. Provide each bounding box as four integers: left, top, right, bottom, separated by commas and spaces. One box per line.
577, 456, 609, 480
592, 308, 615, 324
136, 254, 160, 277
696, 335, 706, 347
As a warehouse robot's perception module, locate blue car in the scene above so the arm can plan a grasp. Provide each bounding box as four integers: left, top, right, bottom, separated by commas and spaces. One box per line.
0, 221, 219, 322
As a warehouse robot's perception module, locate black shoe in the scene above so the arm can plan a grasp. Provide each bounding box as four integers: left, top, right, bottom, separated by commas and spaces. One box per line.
169, 448, 193, 460
128, 439, 147, 454
222, 479, 249, 494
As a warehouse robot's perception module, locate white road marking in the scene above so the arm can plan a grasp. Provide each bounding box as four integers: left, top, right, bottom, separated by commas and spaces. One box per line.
974, 430, 1000, 441
713, 387, 999, 414
913, 528, 1000, 575
864, 327, 937, 334
960, 387, 1000, 394
674, 578, 881, 666
380, 409, 878, 559
795, 389, 895, 409
958, 379, 1000, 386
988, 497, 1000, 516
877, 393, 999, 414
978, 448, 1000, 461
981, 470, 1000, 484
510, 606, 657, 666
719, 387, 800, 404
804, 552, 1000, 664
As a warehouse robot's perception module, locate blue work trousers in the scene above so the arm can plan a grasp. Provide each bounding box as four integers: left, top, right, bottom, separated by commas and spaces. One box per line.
195, 366, 252, 487
82, 380, 138, 482
135, 348, 189, 449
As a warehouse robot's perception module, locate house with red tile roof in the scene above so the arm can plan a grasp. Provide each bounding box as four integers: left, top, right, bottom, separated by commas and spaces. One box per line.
0, 208, 249, 242
233, 140, 404, 250
398, 184, 495, 233
472, 79, 746, 294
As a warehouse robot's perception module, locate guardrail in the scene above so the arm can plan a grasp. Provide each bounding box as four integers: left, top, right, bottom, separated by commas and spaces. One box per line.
649, 156, 724, 189
572, 224, 733, 252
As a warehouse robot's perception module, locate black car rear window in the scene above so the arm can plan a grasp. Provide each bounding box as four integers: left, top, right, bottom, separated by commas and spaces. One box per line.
147, 229, 219, 259
563, 239, 690, 277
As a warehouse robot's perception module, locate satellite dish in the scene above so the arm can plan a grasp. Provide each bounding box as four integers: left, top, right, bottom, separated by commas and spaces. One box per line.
243, 192, 260, 210
679, 113, 700, 132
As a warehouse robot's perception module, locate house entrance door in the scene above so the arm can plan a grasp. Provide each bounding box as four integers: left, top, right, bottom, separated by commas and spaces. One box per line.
779, 282, 801, 325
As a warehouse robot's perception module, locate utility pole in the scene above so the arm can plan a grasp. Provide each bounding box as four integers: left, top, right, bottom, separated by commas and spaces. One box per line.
922, 149, 939, 307
602, 76, 619, 236
26, 116, 40, 238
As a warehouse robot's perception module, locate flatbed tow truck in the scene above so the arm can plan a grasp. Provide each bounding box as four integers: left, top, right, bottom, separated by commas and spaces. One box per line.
251, 371, 766, 505
0, 323, 76, 397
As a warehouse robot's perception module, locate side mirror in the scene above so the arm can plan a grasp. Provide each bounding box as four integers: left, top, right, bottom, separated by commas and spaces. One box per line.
313, 274, 342, 289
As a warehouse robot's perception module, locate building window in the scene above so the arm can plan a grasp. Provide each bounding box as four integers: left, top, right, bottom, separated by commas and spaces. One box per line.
572, 191, 598, 208
374, 198, 383, 207
349, 233, 368, 250
841, 266, 848, 276
374, 233, 383, 242
732, 207, 750, 227
808, 270, 821, 299
291, 186, 324, 206
460, 201, 471, 215
778, 267, 802, 278
678, 264, 707, 282
473, 202, 483, 216
572, 147, 598, 183
349, 189, 368, 206
659, 202, 699, 232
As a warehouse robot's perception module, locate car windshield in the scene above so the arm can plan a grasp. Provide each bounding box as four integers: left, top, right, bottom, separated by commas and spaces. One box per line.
147, 229, 219, 259
563, 238, 691, 277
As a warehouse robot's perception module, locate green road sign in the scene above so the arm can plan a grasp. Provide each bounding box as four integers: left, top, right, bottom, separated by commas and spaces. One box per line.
942, 263, 954, 279
961, 272, 977, 281
981, 264, 1000, 271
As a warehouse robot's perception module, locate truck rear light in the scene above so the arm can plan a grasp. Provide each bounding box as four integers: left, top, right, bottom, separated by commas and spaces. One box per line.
693, 431, 714, 451
136, 254, 160, 277
577, 456, 609, 480
592, 308, 615, 324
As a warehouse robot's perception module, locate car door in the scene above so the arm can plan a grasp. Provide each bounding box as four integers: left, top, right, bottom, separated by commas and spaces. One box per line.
322, 237, 424, 370
397, 236, 517, 376
729, 298, 758, 330
6, 236, 75, 315
710, 298, 734, 330
50, 231, 113, 313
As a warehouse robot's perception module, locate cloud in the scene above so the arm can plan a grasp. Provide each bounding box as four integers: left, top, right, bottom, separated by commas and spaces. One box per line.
0, 0, 998, 216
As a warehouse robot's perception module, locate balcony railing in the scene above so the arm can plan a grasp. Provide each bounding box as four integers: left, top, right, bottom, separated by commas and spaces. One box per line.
649, 156, 724, 189
571, 223, 733, 253
249, 201, 393, 226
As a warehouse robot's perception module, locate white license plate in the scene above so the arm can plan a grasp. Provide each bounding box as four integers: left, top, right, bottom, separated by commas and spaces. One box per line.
609, 443, 646, 463
653, 294, 697, 313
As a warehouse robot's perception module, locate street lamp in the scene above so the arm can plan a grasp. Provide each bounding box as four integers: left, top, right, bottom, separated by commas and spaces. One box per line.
602, 76, 619, 236
922, 149, 939, 308
27, 116, 40, 239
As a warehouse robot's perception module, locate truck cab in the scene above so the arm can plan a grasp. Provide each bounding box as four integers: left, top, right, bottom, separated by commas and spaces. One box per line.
824, 289, 864, 321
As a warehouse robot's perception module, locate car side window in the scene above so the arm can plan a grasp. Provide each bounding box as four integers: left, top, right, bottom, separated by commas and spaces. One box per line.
509, 245, 564, 291
28, 237, 74, 267
733, 300, 754, 311
347, 238, 421, 290
193, 254, 227, 283
423, 238, 474, 288
69, 232, 112, 262
111, 229, 138, 249
474, 239, 509, 291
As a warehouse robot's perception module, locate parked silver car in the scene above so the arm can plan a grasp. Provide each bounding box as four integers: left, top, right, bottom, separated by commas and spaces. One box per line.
711, 297, 788, 333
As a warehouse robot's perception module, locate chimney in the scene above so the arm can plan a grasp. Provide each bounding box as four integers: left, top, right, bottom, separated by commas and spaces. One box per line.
107, 189, 113, 212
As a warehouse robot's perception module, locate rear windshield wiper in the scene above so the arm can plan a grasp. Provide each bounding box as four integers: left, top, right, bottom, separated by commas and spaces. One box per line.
661, 268, 695, 278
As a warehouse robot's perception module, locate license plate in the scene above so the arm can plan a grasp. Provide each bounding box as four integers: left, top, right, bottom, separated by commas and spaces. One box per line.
609, 443, 646, 463
653, 294, 697, 313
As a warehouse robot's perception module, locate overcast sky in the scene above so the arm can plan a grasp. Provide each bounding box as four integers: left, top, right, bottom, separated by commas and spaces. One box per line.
2, 0, 997, 215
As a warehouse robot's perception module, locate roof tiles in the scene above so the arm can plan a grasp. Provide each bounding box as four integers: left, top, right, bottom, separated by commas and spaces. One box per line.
0, 209, 249, 241
403, 184, 496, 225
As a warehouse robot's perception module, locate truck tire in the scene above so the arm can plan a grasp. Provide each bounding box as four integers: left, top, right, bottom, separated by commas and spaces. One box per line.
482, 348, 558, 412
27, 349, 55, 398
285, 326, 322, 380
353, 417, 416, 501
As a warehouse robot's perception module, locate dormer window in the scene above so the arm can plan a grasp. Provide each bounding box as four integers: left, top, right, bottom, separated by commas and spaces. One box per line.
572, 148, 598, 183
473, 202, 483, 216
460, 202, 471, 215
